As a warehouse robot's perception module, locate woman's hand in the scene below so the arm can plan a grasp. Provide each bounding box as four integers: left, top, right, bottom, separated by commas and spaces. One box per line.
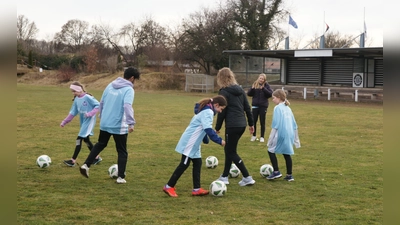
249, 126, 254, 134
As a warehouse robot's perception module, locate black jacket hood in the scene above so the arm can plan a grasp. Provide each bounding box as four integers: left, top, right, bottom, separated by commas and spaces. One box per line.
223, 85, 244, 96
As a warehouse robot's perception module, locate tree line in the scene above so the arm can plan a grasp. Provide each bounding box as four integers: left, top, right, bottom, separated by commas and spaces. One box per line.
17, 0, 358, 75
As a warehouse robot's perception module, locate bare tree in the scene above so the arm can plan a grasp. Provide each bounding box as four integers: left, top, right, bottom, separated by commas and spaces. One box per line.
119, 22, 139, 56
91, 23, 129, 64
119, 18, 170, 66
178, 5, 243, 74
179, 9, 216, 74
136, 17, 169, 61
17, 15, 39, 56
31, 39, 56, 55
175, 0, 287, 74
55, 19, 90, 52
308, 31, 355, 49
17, 15, 39, 41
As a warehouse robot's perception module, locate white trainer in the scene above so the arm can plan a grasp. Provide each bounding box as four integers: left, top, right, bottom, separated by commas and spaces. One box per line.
250, 136, 257, 142
218, 175, 229, 185
260, 137, 265, 142
116, 177, 127, 184
79, 164, 89, 178
238, 176, 256, 186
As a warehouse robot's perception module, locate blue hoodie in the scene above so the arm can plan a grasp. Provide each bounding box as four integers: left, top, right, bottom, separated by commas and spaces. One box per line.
175, 103, 222, 158
99, 77, 135, 134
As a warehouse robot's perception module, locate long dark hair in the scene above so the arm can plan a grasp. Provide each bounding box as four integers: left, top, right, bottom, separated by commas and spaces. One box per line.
197, 95, 227, 111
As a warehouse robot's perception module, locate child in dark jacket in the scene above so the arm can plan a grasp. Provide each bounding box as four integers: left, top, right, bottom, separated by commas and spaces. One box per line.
247, 73, 273, 143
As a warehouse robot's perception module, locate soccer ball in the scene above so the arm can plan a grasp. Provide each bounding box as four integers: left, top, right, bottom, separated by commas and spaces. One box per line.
229, 163, 241, 178
36, 155, 51, 168
108, 164, 118, 179
205, 156, 218, 169
209, 180, 227, 197
260, 164, 274, 177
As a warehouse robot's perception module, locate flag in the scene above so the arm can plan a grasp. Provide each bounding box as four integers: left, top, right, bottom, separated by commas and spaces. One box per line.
325, 23, 330, 33
289, 15, 298, 29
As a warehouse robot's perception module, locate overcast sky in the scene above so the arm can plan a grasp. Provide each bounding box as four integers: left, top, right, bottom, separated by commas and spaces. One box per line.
16, 0, 383, 48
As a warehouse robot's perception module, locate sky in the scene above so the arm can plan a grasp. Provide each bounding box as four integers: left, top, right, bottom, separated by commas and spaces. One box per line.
16, 0, 383, 48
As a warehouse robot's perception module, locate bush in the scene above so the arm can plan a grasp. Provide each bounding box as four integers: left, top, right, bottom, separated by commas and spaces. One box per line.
57, 64, 76, 83
135, 72, 185, 90
36, 54, 69, 70
70, 55, 84, 72
28, 50, 33, 68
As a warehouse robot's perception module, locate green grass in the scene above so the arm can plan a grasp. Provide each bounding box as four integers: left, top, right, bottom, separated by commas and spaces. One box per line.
17, 84, 383, 225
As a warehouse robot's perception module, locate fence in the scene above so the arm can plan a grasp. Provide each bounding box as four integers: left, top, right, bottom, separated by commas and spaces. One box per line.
270, 85, 383, 102
185, 74, 214, 93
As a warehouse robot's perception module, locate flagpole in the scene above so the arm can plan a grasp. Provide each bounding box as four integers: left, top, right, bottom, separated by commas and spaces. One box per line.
287, 14, 290, 49
323, 11, 325, 35
288, 14, 290, 40
364, 7, 366, 33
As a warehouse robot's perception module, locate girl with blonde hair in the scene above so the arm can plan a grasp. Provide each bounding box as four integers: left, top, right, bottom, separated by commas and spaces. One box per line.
266, 89, 300, 182
60, 81, 102, 167
215, 67, 256, 186
247, 73, 273, 142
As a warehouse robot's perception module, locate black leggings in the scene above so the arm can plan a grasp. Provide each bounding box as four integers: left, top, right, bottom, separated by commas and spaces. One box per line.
84, 130, 128, 178
268, 152, 293, 175
252, 107, 267, 138
222, 127, 250, 178
167, 155, 202, 189
72, 136, 93, 159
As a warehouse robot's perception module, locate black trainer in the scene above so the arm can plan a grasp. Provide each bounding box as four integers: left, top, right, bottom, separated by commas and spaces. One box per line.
284, 175, 294, 182
92, 157, 102, 165
63, 159, 75, 167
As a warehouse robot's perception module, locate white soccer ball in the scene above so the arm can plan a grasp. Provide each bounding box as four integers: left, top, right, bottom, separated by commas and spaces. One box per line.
260, 164, 274, 177
205, 156, 218, 169
36, 155, 51, 168
108, 164, 118, 179
209, 180, 227, 197
229, 163, 241, 178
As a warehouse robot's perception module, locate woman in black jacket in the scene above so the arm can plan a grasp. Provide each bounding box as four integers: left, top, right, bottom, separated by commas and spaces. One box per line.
214, 67, 256, 187
247, 73, 273, 143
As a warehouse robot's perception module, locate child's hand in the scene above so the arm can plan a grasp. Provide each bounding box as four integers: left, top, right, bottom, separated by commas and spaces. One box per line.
60, 122, 65, 127
221, 140, 226, 146
128, 125, 134, 133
